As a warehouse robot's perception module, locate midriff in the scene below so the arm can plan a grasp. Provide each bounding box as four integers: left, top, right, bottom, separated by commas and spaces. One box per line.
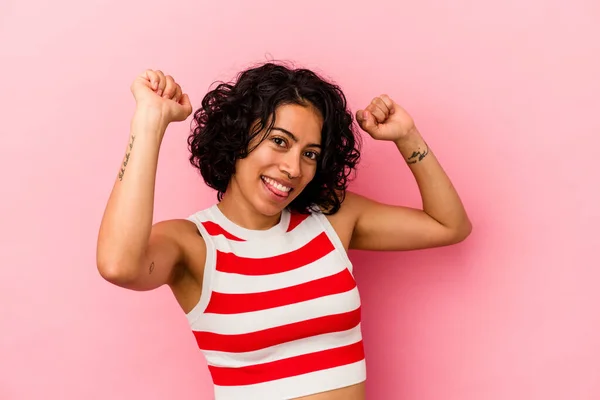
293, 382, 365, 400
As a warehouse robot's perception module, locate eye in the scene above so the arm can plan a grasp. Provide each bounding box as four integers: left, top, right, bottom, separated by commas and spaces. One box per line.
271, 137, 287, 147
304, 151, 320, 161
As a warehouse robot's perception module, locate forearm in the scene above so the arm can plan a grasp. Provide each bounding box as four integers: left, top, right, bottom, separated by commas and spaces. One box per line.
395, 127, 471, 234
97, 108, 167, 273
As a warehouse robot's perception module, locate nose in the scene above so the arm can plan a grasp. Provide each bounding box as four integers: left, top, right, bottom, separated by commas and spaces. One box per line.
280, 150, 301, 179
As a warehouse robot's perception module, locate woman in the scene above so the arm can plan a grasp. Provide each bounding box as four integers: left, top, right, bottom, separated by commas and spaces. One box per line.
97, 62, 471, 400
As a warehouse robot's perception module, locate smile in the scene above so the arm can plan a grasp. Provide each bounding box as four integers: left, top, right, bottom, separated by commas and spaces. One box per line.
261, 176, 293, 196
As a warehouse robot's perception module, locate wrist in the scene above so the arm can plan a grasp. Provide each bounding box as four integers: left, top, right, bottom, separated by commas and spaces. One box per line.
393, 126, 421, 145
131, 105, 169, 138
394, 127, 429, 164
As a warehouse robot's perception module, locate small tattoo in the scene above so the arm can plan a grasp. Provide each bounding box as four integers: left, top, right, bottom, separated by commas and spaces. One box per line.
118, 135, 136, 181
149, 261, 155, 274
407, 145, 429, 164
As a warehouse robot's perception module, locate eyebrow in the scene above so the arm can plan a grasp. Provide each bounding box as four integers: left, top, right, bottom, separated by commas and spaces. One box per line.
271, 127, 321, 149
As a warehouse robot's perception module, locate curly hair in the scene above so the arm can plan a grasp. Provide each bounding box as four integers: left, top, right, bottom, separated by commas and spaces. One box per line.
188, 61, 361, 215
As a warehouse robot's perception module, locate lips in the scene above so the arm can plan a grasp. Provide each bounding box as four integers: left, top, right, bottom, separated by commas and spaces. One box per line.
261, 176, 293, 198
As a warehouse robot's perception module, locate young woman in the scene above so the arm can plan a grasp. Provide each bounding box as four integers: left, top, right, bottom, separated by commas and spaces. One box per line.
97, 62, 471, 400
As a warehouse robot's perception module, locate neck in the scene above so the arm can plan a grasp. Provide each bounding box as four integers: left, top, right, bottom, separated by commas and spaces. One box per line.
218, 187, 282, 231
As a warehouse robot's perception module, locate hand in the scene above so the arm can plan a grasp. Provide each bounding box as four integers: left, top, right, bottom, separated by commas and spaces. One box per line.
130, 69, 193, 126
356, 94, 416, 142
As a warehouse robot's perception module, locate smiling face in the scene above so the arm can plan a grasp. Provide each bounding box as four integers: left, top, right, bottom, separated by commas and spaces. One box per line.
225, 103, 323, 219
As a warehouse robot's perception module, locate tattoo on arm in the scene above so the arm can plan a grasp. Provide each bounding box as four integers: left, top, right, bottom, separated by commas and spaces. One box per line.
149, 261, 155, 274
406, 145, 429, 164
118, 134, 136, 181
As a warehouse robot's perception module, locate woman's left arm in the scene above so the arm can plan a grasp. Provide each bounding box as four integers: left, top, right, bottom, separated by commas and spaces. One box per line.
346, 95, 472, 251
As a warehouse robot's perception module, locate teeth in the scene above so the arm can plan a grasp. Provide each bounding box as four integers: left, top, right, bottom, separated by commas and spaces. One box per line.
263, 177, 291, 192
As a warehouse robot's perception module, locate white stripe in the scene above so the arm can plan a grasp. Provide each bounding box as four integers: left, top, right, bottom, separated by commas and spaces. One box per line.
191, 288, 361, 334
213, 359, 367, 400
203, 323, 363, 368
312, 210, 355, 274
212, 251, 348, 294
210, 216, 325, 258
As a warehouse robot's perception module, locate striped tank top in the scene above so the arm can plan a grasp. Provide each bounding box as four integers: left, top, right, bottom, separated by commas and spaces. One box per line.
186, 204, 366, 399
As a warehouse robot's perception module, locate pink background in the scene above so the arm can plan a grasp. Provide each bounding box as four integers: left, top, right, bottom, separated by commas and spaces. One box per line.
1, 0, 599, 399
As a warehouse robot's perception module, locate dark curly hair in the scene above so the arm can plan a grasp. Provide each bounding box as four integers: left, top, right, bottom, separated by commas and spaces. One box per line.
188, 61, 361, 215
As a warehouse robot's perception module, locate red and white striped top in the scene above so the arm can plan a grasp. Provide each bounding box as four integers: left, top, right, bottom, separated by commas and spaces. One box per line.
186, 204, 366, 399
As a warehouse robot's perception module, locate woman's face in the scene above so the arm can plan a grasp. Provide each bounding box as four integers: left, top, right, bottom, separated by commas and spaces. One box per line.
228, 103, 323, 217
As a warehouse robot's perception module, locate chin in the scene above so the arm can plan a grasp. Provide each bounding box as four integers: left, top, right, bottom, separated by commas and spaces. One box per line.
253, 197, 292, 217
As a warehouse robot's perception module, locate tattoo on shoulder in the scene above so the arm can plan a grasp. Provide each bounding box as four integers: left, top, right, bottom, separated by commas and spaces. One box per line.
149, 261, 155, 274
407, 145, 429, 164
118, 134, 136, 181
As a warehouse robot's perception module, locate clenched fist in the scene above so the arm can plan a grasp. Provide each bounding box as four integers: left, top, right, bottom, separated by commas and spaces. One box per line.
130, 69, 193, 125
356, 94, 416, 142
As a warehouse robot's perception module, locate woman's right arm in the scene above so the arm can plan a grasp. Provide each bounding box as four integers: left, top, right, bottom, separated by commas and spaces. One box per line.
96, 70, 193, 291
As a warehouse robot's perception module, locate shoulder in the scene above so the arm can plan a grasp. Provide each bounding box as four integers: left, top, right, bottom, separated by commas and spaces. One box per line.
320, 191, 366, 250
326, 190, 368, 222
151, 218, 207, 311
152, 218, 207, 268
152, 218, 201, 239
340, 190, 370, 211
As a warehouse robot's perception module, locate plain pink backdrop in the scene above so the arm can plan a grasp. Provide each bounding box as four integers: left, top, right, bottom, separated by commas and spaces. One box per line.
1, 0, 599, 399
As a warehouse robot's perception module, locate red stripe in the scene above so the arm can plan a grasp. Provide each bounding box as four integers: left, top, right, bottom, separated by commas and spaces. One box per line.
208, 340, 365, 386
193, 307, 361, 353
205, 269, 356, 314
216, 231, 334, 275
201, 221, 244, 241
287, 212, 310, 232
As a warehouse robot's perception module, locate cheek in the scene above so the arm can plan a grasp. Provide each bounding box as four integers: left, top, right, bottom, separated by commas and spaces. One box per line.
300, 163, 318, 185
237, 150, 267, 172
249, 145, 278, 167
232, 158, 256, 187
